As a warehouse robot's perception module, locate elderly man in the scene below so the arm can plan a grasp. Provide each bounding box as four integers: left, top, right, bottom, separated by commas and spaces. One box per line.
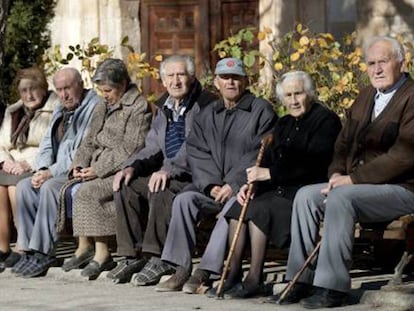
279, 36, 414, 309
145, 57, 277, 292
105, 55, 216, 284
12, 68, 99, 278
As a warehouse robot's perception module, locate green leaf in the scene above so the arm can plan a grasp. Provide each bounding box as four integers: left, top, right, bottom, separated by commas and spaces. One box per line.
243, 54, 255, 67
121, 36, 129, 45
243, 30, 254, 43
90, 37, 100, 44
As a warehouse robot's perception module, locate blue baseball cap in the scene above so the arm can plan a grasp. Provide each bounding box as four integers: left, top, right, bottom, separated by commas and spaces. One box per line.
214, 58, 246, 76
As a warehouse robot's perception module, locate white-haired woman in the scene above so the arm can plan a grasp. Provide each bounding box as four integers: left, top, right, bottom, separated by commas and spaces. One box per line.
218, 71, 342, 298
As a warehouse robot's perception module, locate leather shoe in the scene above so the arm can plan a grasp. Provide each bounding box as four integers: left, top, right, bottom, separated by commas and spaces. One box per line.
300, 287, 348, 309
62, 248, 94, 272
266, 282, 314, 305
223, 282, 269, 299
81, 257, 117, 280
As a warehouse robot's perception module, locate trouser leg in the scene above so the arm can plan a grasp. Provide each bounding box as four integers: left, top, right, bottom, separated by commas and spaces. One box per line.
198, 196, 235, 275
161, 191, 221, 271
142, 179, 190, 256
28, 177, 67, 255
16, 177, 40, 251
114, 177, 149, 257
286, 183, 326, 284
314, 184, 414, 292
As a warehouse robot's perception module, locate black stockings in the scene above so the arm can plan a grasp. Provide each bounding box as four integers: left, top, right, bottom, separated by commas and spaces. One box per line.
227, 219, 267, 287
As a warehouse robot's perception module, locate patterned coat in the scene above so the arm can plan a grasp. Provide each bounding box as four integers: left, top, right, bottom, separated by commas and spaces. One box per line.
72, 85, 152, 236
0, 92, 58, 168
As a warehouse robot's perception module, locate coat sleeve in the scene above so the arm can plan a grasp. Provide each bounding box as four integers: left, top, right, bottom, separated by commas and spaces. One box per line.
92, 98, 152, 178
123, 108, 163, 172
224, 101, 277, 193
72, 103, 106, 169
0, 105, 14, 163
34, 106, 62, 171
186, 109, 224, 193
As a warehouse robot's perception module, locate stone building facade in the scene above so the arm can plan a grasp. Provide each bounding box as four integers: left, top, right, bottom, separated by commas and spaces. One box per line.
48, 0, 414, 90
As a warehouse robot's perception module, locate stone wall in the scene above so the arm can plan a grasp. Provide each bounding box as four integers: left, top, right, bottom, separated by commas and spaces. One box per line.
48, 0, 140, 62
356, 0, 414, 45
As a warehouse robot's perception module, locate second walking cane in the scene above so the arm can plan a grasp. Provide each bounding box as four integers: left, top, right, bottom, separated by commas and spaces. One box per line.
216, 134, 274, 298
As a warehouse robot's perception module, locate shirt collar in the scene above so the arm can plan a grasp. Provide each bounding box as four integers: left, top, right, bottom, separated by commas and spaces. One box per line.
376, 73, 408, 96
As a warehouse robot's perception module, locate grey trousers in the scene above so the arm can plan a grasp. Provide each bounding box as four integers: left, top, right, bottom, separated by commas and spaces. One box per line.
197, 197, 235, 275
286, 183, 414, 292
161, 190, 223, 270
17, 176, 68, 255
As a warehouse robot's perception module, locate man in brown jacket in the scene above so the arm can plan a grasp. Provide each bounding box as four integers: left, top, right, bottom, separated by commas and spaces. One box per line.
279, 36, 414, 309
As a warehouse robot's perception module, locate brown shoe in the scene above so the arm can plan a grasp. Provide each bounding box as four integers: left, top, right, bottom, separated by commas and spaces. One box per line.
155, 266, 190, 292
182, 269, 210, 294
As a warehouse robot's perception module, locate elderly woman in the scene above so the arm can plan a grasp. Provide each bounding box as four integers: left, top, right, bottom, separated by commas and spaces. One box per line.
218, 71, 342, 298
0, 67, 58, 269
62, 58, 152, 280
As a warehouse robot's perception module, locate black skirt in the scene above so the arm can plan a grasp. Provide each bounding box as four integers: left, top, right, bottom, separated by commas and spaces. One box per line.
225, 186, 299, 249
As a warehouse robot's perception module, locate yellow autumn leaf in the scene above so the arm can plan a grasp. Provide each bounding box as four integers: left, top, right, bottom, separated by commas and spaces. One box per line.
321, 33, 334, 41
299, 36, 309, 46
272, 50, 279, 61
317, 38, 328, 48
359, 63, 367, 72
128, 53, 140, 62
257, 31, 267, 41
154, 54, 163, 62
296, 23, 303, 34
290, 52, 301, 62
218, 51, 227, 58
298, 48, 306, 54
274, 62, 283, 70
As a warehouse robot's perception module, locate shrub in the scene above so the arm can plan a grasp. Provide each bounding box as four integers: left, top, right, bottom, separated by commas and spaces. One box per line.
210, 24, 414, 118
2, 0, 56, 105
42, 36, 160, 101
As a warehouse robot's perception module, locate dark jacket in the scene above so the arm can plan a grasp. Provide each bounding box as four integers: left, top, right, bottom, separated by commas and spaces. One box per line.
258, 102, 342, 196
328, 77, 414, 192
123, 79, 217, 179
187, 91, 277, 195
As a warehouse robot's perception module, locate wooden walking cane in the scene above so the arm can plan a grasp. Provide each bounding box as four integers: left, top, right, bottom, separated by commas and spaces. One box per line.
276, 240, 322, 304
216, 134, 273, 298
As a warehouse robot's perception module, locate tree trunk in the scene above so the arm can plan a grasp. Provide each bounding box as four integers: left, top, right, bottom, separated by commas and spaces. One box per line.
0, 0, 9, 108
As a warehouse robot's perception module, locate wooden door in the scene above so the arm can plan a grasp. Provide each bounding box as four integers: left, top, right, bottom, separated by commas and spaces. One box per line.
140, 0, 258, 96
140, 0, 209, 95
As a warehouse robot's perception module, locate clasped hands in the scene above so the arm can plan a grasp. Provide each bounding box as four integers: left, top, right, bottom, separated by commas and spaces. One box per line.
73, 166, 97, 182
3, 159, 30, 175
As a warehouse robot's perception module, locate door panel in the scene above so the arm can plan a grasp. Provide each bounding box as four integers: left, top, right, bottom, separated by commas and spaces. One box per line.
140, 0, 258, 96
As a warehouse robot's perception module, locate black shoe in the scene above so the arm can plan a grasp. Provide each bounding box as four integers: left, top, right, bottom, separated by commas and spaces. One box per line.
300, 287, 348, 309
223, 282, 269, 299
81, 257, 117, 281
5, 252, 22, 268
267, 283, 314, 305
62, 248, 95, 272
